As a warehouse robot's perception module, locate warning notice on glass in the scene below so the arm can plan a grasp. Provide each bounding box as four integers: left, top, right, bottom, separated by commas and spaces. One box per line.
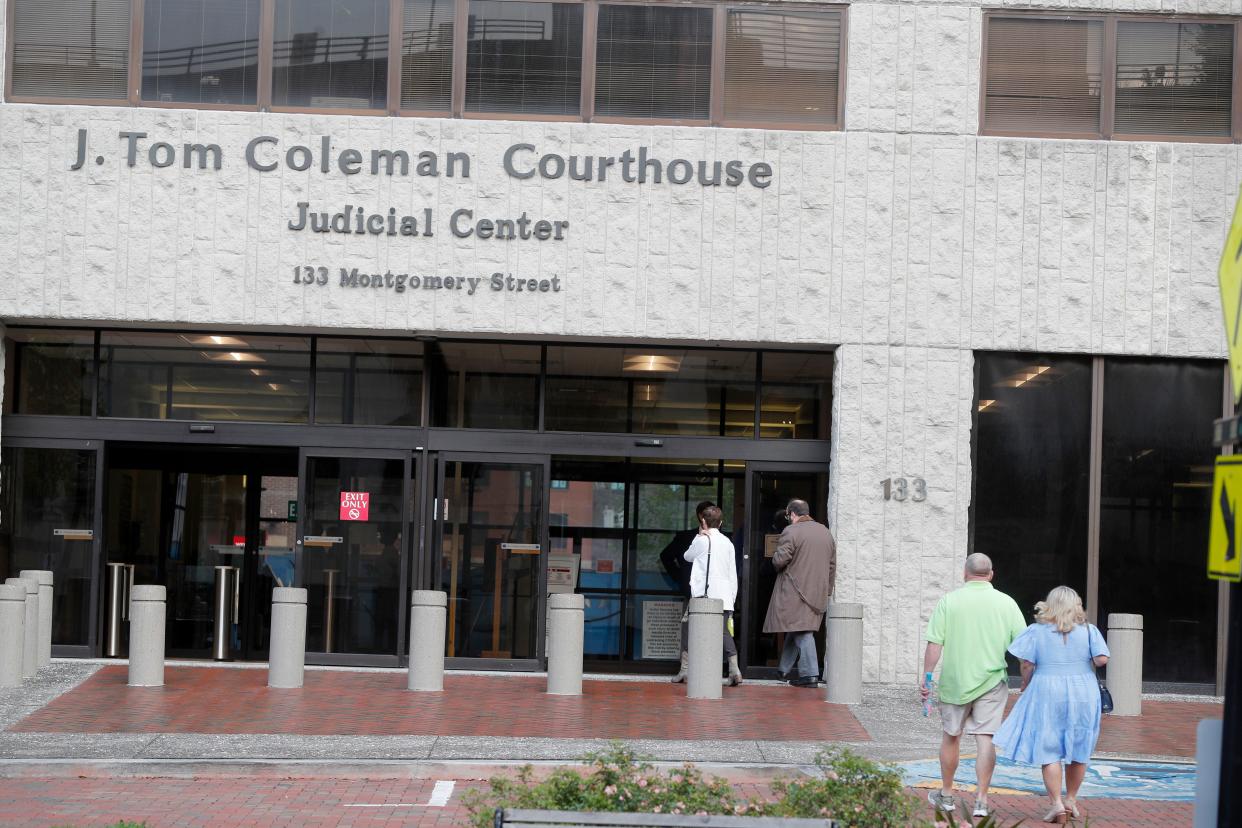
340, 491, 370, 521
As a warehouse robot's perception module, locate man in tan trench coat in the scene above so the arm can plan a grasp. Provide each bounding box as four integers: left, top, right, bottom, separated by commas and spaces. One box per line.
762, 498, 837, 687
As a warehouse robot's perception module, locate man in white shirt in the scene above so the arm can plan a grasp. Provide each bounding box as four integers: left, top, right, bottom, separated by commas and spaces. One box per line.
683, 505, 742, 686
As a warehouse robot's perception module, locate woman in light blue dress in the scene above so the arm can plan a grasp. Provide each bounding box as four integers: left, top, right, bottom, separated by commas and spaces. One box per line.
994, 586, 1110, 824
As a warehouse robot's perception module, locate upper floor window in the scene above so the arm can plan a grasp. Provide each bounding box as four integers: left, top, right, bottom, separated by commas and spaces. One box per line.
983, 13, 1238, 141
142, 0, 262, 106
11, 0, 131, 101
7, 0, 846, 132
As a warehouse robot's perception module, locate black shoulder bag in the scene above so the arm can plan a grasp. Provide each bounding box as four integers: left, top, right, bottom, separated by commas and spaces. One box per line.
1089, 624, 1114, 714
697, 535, 712, 598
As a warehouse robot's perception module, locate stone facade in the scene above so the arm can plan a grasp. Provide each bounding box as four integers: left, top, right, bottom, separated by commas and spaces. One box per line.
0, 0, 1232, 682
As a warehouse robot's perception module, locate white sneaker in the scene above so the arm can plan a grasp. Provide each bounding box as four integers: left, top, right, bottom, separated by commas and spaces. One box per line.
972, 801, 990, 818
928, 790, 956, 813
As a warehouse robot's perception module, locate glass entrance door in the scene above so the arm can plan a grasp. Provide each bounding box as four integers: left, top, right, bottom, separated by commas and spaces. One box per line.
436, 454, 547, 667
0, 441, 102, 654
297, 450, 412, 662
743, 465, 829, 677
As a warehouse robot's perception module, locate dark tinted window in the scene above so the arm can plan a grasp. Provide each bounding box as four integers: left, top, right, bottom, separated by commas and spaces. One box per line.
1115, 21, 1233, 137
11, 0, 130, 99
761, 352, 832, 439
4, 329, 94, 416
99, 332, 311, 422
466, 1, 583, 114
1098, 358, 1221, 684
430, 342, 540, 429
973, 354, 1092, 642
723, 8, 842, 126
142, 0, 261, 105
315, 339, 424, 426
401, 0, 455, 110
594, 4, 712, 119
272, 0, 389, 109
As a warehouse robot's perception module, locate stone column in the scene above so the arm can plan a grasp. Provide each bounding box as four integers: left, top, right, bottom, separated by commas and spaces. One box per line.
824, 602, 863, 704
5, 577, 38, 679
408, 590, 447, 691
1106, 613, 1143, 716
546, 593, 584, 696
128, 585, 166, 687
18, 570, 53, 668
687, 597, 723, 700
268, 587, 307, 689
0, 583, 26, 688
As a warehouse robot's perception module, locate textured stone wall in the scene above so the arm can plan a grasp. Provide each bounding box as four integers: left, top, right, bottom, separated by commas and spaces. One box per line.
0, 0, 1234, 682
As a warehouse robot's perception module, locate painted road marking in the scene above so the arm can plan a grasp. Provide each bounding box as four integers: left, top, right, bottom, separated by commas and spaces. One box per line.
901, 758, 1195, 802
344, 779, 455, 808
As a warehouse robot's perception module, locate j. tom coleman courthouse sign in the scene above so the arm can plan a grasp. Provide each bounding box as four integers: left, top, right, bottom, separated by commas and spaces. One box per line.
67, 128, 777, 296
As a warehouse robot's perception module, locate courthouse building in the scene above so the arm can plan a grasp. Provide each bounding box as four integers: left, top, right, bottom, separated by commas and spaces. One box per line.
0, 0, 1233, 693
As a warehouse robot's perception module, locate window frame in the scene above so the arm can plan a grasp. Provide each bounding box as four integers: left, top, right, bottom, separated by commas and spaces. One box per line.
5, 0, 846, 130
980, 10, 1242, 144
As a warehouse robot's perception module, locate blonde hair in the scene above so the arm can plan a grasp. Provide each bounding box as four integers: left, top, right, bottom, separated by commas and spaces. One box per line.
1034, 586, 1087, 634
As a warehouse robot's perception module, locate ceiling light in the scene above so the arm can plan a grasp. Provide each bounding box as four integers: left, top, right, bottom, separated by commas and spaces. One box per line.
978, 399, 997, 412
623, 355, 682, 373
205, 351, 266, 363
184, 334, 250, 348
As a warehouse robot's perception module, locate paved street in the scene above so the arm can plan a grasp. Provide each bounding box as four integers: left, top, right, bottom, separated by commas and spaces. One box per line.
0, 661, 1221, 827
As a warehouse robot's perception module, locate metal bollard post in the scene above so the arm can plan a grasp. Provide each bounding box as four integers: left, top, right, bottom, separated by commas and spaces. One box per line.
408, 590, 447, 691
546, 593, 584, 696
824, 602, 863, 704
5, 577, 38, 679
18, 570, 53, 668
105, 562, 129, 657
128, 585, 166, 687
268, 587, 308, 689
1106, 613, 1143, 716
0, 583, 25, 687
212, 566, 236, 662
687, 597, 724, 700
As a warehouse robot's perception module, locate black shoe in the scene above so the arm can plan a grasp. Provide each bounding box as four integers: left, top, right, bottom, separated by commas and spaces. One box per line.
789, 676, 819, 688
775, 670, 790, 681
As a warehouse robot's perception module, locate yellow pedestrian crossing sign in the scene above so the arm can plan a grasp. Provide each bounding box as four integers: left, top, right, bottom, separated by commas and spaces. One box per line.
1209, 456, 1242, 582
1218, 187, 1242, 402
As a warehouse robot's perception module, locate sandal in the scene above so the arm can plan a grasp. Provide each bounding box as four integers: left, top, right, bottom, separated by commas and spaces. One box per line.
1041, 806, 1067, 824
1064, 798, 1081, 819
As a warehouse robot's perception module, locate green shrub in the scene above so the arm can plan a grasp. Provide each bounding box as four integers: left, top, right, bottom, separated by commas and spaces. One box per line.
764, 747, 918, 827
462, 743, 743, 828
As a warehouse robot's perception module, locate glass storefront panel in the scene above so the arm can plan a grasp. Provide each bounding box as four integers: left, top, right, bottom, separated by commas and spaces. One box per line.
1099, 358, 1221, 684
302, 455, 406, 655
761, 351, 833, 439
272, 0, 390, 109
315, 339, 424, 426
973, 354, 1092, 632
431, 342, 540, 429
99, 332, 311, 422
465, 0, 584, 115
0, 446, 97, 646
546, 346, 757, 436
141, 0, 262, 105
440, 459, 543, 658
4, 329, 94, 416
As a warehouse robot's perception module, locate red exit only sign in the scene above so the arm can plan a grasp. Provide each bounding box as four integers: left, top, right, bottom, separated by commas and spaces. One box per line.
340, 491, 370, 521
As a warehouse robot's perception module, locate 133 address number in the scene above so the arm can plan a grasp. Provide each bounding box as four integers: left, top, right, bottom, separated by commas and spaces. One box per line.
880, 477, 926, 502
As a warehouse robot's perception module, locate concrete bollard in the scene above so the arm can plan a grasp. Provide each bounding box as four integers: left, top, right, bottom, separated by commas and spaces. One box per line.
1106, 613, 1143, 716
5, 577, 38, 679
408, 590, 447, 691
0, 583, 26, 688
824, 602, 864, 704
687, 597, 724, 700
19, 570, 53, 668
268, 587, 308, 689
128, 585, 166, 687
546, 593, 584, 696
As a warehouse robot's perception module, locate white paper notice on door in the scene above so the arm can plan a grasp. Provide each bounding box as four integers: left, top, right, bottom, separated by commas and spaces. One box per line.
640, 599, 684, 660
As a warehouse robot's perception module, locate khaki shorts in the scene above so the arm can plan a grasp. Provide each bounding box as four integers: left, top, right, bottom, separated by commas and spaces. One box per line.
938, 679, 1008, 736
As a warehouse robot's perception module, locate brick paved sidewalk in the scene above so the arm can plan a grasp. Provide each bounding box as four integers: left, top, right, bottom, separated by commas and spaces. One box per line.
10, 666, 870, 742
0, 770, 1194, 828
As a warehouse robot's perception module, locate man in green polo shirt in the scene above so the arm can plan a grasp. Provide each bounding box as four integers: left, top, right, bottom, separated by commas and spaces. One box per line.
920, 552, 1026, 820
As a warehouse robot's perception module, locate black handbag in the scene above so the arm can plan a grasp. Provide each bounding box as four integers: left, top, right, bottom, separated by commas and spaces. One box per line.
1089, 624, 1114, 714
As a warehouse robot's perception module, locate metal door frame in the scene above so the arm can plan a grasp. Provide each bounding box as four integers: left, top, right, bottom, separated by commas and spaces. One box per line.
296, 446, 416, 668
741, 460, 831, 676
2, 436, 104, 658
432, 450, 551, 672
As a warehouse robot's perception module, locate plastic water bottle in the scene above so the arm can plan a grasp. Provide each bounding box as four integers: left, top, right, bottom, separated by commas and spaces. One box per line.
923, 672, 936, 717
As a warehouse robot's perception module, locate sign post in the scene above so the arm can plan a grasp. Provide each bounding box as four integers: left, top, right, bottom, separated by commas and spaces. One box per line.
1213, 188, 1242, 828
